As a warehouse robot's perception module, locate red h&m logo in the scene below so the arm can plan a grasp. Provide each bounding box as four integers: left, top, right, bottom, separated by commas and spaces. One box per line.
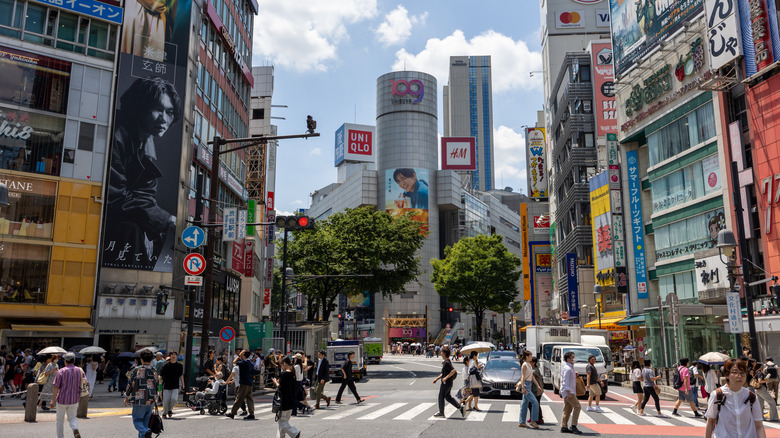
348, 129, 372, 155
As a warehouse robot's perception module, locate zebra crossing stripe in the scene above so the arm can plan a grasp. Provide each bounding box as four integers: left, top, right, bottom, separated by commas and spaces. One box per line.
393, 402, 435, 420
671, 414, 706, 427
428, 403, 459, 421
465, 404, 491, 422
541, 405, 557, 424
359, 403, 407, 420
577, 410, 596, 423
598, 406, 634, 424
764, 421, 780, 429
502, 403, 521, 422
324, 403, 374, 420
621, 408, 673, 426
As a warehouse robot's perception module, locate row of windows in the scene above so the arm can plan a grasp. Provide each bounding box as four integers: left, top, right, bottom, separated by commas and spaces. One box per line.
647, 101, 716, 166
650, 155, 721, 214
654, 208, 724, 259
201, 19, 251, 109
0, 0, 117, 61
211, 0, 253, 54
659, 270, 696, 302
193, 110, 246, 182
197, 62, 248, 139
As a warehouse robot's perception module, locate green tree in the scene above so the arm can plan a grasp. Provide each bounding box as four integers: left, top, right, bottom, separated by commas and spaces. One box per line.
285, 206, 427, 321
431, 234, 522, 341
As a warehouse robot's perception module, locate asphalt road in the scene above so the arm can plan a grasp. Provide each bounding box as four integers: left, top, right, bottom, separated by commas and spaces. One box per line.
2, 354, 779, 437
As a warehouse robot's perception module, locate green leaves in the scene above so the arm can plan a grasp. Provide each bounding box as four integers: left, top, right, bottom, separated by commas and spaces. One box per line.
284, 206, 426, 321
431, 234, 522, 340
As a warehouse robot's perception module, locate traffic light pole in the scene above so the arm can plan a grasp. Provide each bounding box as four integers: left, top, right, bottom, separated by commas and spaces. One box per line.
204, 132, 319, 366
280, 229, 290, 352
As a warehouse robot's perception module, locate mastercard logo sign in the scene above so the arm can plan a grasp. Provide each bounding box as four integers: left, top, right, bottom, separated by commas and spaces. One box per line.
559, 11, 582, 24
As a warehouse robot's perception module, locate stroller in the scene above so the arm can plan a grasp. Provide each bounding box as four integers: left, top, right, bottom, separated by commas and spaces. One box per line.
184, 380, 228, 415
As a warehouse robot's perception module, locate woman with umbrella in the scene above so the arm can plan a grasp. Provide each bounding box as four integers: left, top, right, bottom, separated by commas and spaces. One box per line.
80, 347, 105, 398
36, 354, 58, 411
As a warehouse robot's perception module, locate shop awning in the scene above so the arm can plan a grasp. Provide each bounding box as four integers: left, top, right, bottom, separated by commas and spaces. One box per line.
618, 315, 646, 326
10, 321, 94, 332
583, 316, 628, 331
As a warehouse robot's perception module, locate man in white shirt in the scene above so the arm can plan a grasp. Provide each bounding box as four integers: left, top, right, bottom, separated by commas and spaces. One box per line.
560, 351, 583, 435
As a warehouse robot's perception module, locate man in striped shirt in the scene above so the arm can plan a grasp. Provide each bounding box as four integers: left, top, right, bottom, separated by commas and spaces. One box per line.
51, 352, 86, 438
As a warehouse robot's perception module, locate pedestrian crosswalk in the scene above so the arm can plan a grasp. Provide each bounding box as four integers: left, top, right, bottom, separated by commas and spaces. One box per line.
126, 401, 780, 429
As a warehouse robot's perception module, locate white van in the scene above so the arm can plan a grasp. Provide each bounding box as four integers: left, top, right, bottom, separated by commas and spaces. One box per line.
550, 345, 609, 399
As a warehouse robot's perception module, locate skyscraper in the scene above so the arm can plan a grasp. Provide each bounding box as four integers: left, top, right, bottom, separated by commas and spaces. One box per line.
443, 56, 494, 191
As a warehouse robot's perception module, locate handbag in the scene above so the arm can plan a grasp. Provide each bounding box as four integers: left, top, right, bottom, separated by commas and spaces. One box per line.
750, 377, 762, 390
149, 403, 164, 436
36, 369, 48, 385
80, 381, 90, 397
575, 376, 586, 396
271, 389, 282, 414
701, 386, 708, 398
654, 385, 661, 395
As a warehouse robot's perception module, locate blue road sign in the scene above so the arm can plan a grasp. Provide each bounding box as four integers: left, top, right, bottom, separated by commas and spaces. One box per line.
182, 226, 205, 249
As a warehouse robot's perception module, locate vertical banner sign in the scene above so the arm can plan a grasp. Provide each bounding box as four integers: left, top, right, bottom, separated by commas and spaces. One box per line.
247, 199, 255, 236
738, 0, 780, 77
566, 253, 579, 317
237, 209, 247, 239
626, 150, 649, 299
591, 42, 617, 136
526, 128, 548, 198
726, 291, 744, 333
244, 239, 254, 277
223, 207, 237, 241
230, 240, 244, 274
521, 204, 531, 302
102, 0, 193, 271
705, 0, 743, 71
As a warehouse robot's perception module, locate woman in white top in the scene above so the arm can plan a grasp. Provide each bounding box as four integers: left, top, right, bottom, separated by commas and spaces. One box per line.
467, 351, 482, 411
517, 350, 542, 429
702, 363, 718, 397
705, 358, 766, 438
293, 354, 312, 413
85, 355, 98, 397
460, 356, 474, 410
630, 360, 644, 413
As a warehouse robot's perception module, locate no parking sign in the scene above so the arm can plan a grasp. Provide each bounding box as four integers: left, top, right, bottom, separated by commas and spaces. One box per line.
219, 326, 235, 343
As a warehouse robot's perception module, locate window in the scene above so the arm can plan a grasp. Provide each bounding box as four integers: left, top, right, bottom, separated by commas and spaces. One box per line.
0, 242, 50, 304
0, 174, 56, 240
78, 122, 94, 151
650, 155, 719, 213
252, 108, 264, 119
654, 208, 725, 261
648, 101, 717, 166
0, 44, 71, 114
0, 107, 66, 176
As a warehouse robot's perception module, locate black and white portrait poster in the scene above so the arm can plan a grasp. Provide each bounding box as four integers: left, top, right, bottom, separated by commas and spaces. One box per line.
102, 0, 192, 271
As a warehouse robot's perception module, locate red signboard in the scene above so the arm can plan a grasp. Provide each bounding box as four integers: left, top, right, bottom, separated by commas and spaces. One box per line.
231, 240, 244, 275
533, 215, 550, 230
441, 137, 476, 170
263, 288, 270, 306
244, 239, 255, 277
348, 129, 372, 156
591, 42, 617, 136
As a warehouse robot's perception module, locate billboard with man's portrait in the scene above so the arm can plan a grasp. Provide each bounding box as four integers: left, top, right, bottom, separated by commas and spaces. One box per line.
101, 0, 193, 271
385, 168, 429, 231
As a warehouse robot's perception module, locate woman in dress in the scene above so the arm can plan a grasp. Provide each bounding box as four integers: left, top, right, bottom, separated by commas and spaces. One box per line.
84, 355, 98, 398
703, 363, 718, 398
37, 354, 58, 411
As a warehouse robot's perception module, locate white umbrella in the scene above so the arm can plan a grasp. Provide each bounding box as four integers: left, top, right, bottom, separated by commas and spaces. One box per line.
38, 346, 67, 355
460, 343, 493, 355
80, 346, 107, 355
698, 351, 731, 365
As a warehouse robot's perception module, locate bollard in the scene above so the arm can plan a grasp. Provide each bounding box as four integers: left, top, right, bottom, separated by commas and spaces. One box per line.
24, 385, 38, 423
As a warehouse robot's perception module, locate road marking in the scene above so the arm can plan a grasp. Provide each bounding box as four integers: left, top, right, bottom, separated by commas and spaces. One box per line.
394, 402, 434, 420
323, 403, 374, 420
598, 406, 634, 424
428, 403, 459, 420
502, 403, 521, 422
765, 421, 780, 429
409, 380, 416, 385
387, 364, 418, 377
670, 414, 706, 426
541, 404, 557, 424
358, 402, 407, 420
623, 408, 674, 426
465, 403, 491, 422
542, 393, 553, 402
578, 411, 595, 423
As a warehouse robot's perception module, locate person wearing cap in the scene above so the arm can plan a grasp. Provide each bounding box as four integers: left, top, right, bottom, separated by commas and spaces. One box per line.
124, 349, 159, 438
52, 352, 87, 438
152, 352, 165, 373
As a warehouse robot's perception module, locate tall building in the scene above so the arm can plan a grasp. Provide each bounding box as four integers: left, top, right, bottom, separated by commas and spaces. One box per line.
96, 0, 257, 354
0, 0, 122, 349
443, 56, 494, 191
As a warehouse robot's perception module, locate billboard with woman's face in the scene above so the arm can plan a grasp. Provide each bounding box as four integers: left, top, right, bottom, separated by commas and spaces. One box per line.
386, 168, 429, 230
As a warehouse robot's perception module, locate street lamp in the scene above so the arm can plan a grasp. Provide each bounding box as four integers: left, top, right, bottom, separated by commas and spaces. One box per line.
717, 228, 760, 359
593, 284, 603, 330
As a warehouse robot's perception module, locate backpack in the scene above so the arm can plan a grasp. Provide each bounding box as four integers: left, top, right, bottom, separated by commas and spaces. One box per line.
712, 387, 757, 424
672, 366, 683, 389
767, 364, 778, 380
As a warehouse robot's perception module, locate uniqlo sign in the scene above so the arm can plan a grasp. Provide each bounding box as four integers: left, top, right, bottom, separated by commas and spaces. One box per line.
335, 123, 375, 165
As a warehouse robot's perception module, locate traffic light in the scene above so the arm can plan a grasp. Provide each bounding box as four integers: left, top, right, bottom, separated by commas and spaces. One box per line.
448, 307, 453, 312
156, 291, 168, 315
275, 215, 315, 231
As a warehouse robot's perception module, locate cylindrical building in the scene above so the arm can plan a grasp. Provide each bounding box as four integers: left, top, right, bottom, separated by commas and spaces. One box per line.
375, 71, 440, 340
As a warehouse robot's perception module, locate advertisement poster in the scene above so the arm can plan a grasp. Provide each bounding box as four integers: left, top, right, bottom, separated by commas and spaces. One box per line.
609, 0, 704, 76
591, 42, 617, 136
626, 150, 648, 299
526, 127, 547, 198
590, 171, 613, 274
102, 0, 192, 271
566, 253, 579, 317
701, 154, 721, 195
385, 168, 429, 230
537, 275, 553, 321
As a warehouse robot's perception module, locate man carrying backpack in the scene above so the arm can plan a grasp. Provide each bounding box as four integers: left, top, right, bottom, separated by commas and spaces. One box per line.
672, 358, 702, 417
766, 358, 779, 403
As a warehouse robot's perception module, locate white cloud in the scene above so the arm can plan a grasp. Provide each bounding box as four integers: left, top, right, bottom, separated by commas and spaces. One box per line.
392, 30, 542, 92
493, 125, 527, 192
253, 0, 378, 72
309, 147, 323, 156
375, 5, 427, 46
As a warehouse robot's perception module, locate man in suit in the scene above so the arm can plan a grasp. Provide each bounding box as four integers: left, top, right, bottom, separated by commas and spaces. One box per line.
314, 350, 331, 409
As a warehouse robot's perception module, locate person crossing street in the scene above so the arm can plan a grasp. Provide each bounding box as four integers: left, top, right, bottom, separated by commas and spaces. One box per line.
432, 345, 465, 418
585, 355, 604, 413
225, 350, 255, 420
313, 350, 331, 409
559, 351, 583, 434
335, 351, 364, 404
51, 352, 86, 438
123, 350, 158, 438
159, 352, 184, 418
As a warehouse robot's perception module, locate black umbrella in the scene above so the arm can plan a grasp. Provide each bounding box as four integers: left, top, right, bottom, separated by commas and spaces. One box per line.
69, 344, 90, 352
117, 351, 136, 359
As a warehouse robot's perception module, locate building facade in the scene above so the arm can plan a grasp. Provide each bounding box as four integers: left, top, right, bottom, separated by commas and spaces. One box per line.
443, 56, 495, 191
0, 0, 122, 349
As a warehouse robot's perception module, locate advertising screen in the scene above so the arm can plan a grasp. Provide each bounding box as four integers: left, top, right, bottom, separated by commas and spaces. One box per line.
102, 0, 192, 271
385, 168, 429, 231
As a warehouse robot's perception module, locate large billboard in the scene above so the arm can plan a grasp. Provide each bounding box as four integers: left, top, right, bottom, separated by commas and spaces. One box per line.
335, 123, 375, 166
526, 128, 548, 198
609, 0, 704, 76
590, 42, 617, 136
441, 137, 476, 170
102, 0, 192, 271
590, 171, 614, 286
385, 168, 429, 231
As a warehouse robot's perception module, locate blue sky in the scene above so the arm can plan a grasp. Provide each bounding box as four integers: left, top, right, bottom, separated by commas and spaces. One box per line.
251, 0, 545, 214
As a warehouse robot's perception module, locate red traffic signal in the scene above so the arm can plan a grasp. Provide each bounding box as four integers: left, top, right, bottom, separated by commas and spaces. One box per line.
448, 307, 453, 312
275, 215, 315, 231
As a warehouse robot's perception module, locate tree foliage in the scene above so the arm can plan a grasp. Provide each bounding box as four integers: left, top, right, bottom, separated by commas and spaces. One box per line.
431, 234, 522, 341
284, 206, 427, 321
